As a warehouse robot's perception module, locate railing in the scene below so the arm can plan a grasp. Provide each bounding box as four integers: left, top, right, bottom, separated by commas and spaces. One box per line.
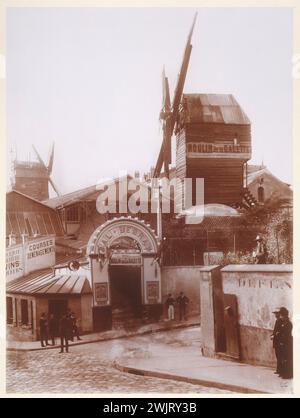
187, 142, 251, 155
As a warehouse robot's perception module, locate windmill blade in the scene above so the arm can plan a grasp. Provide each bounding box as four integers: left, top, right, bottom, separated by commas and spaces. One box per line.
162, 68, 171, 112
32, 144, 47, 169
160, 70, 172, 174
154, 12, 197, 178
49, 176, 60, 197
163, 74, 172, 172
48, 142, 55, 175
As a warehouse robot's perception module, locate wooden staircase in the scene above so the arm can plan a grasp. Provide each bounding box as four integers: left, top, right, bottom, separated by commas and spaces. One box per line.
242, 187, 259, 209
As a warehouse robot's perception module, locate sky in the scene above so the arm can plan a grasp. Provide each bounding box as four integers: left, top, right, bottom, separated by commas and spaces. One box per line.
6, 7, 293, 197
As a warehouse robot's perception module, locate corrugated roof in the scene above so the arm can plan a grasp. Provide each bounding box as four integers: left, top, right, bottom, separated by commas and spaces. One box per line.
43, 175, 152, 209
7, 190, 59, 211
182, 94, 251, 125
6, 254, 88, 295
43, 184, 98, 209
7, 272, 92, 295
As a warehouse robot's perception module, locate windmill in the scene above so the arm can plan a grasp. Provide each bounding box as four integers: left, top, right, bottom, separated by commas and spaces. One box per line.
153, 13, 197, 179
32, 143, 60, 198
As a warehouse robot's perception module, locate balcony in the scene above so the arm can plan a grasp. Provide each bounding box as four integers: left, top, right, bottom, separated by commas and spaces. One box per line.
186, 142, 252, 160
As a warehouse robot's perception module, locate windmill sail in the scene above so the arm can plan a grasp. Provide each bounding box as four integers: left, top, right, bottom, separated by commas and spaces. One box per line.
32, 144, 60, 197
153, 13, 197, 178
48, 142, 55, 175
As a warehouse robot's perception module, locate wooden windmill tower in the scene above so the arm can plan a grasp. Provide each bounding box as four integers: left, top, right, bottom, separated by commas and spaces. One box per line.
11, 143, 60, 201
153, 13, 255, 210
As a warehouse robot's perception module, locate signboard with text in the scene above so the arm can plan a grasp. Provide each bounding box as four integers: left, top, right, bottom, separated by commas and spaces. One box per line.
6, 235, 56, 282
26, 236, 56, 273
6, 244, 24, 281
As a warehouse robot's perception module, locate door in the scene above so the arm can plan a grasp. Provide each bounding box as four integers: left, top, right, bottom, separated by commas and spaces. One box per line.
48, 299, 68, 336
223, 294, 240, 359
109, 266, 142, 315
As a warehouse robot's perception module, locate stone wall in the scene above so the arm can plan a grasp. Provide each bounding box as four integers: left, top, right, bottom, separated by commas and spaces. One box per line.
221, 264, 293, 367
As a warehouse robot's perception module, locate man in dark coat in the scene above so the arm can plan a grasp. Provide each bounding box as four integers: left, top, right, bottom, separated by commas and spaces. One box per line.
39, 313, 49, 347
70, 312, 82, 341
48, 313, 56, 346
271, 310, 282, 375
176, 292, 189, 321
277, 307, 293, 379
59, 313, 70, 353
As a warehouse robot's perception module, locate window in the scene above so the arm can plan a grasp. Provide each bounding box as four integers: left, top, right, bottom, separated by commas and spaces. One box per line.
258, 186, 265, 203
21, 299, 29, 325
65, 206, 80, 222
6, 297, 13, 324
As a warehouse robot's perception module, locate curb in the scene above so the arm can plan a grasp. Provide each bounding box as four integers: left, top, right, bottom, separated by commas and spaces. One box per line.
7, 321, 200, 352
114, 362, 268, 395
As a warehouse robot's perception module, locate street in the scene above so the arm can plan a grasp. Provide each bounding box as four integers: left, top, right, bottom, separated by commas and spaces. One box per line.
7, 327, 230, 394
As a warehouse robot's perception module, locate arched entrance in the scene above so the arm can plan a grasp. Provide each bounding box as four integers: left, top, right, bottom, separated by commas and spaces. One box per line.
87, 217, 162, 331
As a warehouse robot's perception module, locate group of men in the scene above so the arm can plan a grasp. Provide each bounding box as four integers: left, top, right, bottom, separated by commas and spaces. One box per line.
272, 307, 293, 380
165, 292, 189, 321
39, 310, 82, 353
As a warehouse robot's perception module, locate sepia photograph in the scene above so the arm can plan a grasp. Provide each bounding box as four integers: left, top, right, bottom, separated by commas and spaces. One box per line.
2, 2, 298, 399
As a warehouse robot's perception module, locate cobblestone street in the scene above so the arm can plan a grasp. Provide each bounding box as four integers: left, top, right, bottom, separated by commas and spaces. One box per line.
7, 327, 230, 394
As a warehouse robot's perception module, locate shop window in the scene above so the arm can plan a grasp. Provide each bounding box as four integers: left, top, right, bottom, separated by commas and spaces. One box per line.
21, 299, 29, 325
6, 297, 13, 324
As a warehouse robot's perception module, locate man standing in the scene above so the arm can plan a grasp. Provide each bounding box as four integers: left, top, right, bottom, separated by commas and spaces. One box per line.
165, 294, 175, 321
277, 307, 293, 379
70, 312, 82, 341
39, 313, 49, 348
254, 235, 267, 264
271, 309, 282, 375
176, 292, 189, 321
48, 313, 56, 346
59, 313, 69, 353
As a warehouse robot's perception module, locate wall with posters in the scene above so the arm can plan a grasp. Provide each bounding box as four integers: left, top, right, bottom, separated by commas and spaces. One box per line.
6, 235, 56, 282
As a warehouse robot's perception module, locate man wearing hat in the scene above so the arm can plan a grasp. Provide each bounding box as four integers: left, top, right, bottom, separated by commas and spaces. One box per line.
253, 235, 267, 264
277, 307, 293, 379
271, 309, 283, 375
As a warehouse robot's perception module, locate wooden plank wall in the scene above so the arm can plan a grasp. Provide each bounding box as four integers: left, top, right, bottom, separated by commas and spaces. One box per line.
175, 123, 251, 206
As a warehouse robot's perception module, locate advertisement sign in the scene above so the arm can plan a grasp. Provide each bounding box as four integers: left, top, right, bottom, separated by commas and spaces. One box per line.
94, 283, 109, 305
146, 281, 160, 304
26, 236, 56, 273
6, 235, 56, 282
6, 244, 24, 281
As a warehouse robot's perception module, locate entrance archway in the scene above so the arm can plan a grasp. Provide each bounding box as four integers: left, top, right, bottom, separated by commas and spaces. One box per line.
87, 217, 162, 331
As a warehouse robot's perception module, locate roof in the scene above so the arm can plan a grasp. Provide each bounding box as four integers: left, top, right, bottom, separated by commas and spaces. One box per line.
181, 203, 240, 218
180, 204, 241, 229
6, 271, 92, 295
43, 184, 98, 209
7, 190, 57, 211
6, 254, 88, 295
182, 94, 251, 125
247, 166, 292, 188
247, 164, 266, 175
43, 175, 158, 209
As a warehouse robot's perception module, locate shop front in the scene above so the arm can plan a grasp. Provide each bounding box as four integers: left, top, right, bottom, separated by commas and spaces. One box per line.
87, 217, 162, 331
